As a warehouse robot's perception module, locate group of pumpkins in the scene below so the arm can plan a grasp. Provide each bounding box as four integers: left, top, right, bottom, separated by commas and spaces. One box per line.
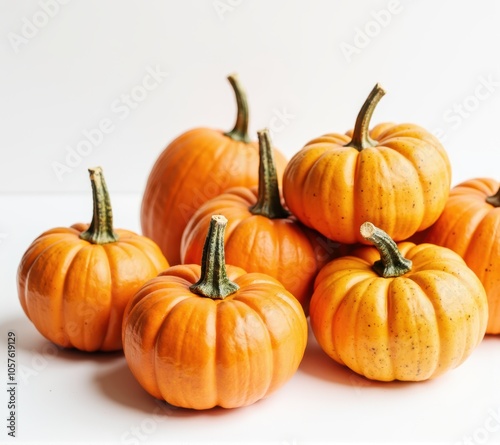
17, 74, 500, 410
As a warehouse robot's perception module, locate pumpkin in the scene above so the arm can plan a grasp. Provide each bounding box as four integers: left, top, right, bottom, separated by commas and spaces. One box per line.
122, 215, 308, 409
309, 222, 488, 382
181, 129, 342, 313
17, 167, 168, 352
140, 74, 288, 265
423, 177, 500, 334
282, 83, 452, 245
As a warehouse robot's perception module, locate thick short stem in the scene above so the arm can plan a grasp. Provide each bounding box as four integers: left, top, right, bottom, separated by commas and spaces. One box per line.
486, 186, 500, 207
360, 222, 412, 278
223, 74, 251, 143
345, 83, 385, 151
80, 167, 119, 244
189, 215, 239, 299
249, 129, 290, 219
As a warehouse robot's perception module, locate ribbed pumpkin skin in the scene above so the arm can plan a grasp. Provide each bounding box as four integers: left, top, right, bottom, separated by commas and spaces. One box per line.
424, 178, 500, 334
283, 123, 451, 244
180, 186, 337, 313
122, 265, 308, 409
140, 128, 287, 265
309, 242, 487, 382
17, 224, 168, 352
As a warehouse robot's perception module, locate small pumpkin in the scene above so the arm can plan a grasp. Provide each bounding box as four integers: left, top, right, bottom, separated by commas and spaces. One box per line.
141, 74, 288, 265
123, 215, 308, 409
423, 177, 500, 334
282, 83, 452, 244
181, 129, 341, 313
309, 222, 487, 382
17, 167, 168, 352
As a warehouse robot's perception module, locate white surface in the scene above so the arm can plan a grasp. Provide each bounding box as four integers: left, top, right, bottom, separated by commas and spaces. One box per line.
2, 193, 500, 445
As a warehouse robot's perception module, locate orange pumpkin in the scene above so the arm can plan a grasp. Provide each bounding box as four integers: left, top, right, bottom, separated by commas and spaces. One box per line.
123, 215, 308, 409
309, 222, 488, 382
141, 74, 288, 265
423, 177, 500, 334
282, 83, 452, 245
181, 129, 341, 313
17, 167, 168, 352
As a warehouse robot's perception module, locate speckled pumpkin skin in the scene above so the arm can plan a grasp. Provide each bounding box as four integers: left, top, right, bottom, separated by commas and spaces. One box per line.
424, 177, 500, 334
309, 242, 488, 382
283, 123, 452, 244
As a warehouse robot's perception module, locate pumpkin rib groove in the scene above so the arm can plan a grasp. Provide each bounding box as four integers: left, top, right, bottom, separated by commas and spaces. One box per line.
464, 211, 500, 294
235, 298, 271, 405
154, 297, 198, 406
143, 131, 204, 218
379, 145, 425, 235
121, 236, 169, 273
407, 271, 449, 373
132, 292, 189, 399
247, 288, 293, 393
59, 245, 81, 349
385, 278, 397, 381
337, 149, 358, 242
388, 277, 436, 381
148, 133, 218, 252
18, 234, 69, 318
443, 201, 489, 255
409, 270, 472, 373
164, 134, 221, 205
337, 278, 372, 377
33, 240, 84, 347
462, 208, 499, 263
67, 244, 111, 351
101, 241, 153, 350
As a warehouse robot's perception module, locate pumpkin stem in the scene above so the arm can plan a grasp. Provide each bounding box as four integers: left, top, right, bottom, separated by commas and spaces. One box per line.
360, 222, 412, 278
223, 74, 251, 143
486, 186, 500, 207
249, 129, 290, 219
79, 167, 119, 244
189, 215, 240, 300
345, 83, 385, 151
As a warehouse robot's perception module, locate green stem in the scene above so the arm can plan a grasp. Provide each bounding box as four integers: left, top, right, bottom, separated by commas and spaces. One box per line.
486, 186, 500, 207
80, 167, 119, 244
223, 74, 251, 143
345, 83, 385, 151
360, 222, 412, 278
189, 215, 239, 299
249, 129, 290, 219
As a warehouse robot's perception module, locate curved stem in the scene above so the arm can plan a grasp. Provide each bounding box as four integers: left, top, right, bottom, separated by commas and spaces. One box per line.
360, 222, 412, 278
80, 167, 119, 244
189, 215, 240, 299
486, 186, 500, 207
223, 74, 251, 143
249, 129, 290, 219
345, 83, 385, 151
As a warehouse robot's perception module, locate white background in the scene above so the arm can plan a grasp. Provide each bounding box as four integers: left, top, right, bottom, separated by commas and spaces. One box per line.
2, 1, 500, 444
